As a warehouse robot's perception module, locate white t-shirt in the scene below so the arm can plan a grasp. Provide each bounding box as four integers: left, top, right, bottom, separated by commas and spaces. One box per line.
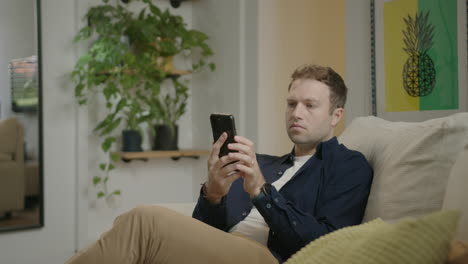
229, 155, 313, 245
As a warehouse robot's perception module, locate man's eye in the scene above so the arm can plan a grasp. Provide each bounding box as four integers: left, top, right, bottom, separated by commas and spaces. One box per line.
306, 104, 315, 108
287, 102, 296, 107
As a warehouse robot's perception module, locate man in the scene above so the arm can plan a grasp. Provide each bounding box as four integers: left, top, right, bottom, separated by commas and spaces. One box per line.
66, 64, 373, 264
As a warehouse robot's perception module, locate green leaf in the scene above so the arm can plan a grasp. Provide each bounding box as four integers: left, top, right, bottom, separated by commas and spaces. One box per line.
76, 54, 92, 68
112, 190, 121, 195
94, 113, 116, 133
138, 8, 146, 20
99, 117, 122, 136
93, 176, 101, 186
108, 164, 115, 171
99, 163, 106, 171
78, 98, 87, 105
104, 177, 109, 184
110, 153, 120, 162
103, 82, 117, 101
97, 192, 105, 198
74, 83, 85, 97
73, 35, 82, 43
101, 137, 116, 152
209, 63, 216, 72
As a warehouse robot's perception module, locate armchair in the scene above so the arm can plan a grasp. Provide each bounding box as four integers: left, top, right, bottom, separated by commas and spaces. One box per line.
0, 117, 25, 215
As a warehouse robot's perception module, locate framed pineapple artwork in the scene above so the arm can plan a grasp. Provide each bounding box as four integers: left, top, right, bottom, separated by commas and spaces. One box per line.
371, 0, 468, 121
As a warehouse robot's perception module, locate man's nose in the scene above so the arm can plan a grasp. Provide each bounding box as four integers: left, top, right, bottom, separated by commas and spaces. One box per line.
291, 104, 304, 118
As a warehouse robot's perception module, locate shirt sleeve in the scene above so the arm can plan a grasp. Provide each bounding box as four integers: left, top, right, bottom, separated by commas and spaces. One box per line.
252, 153, 373, 256
192, 186, 229, 231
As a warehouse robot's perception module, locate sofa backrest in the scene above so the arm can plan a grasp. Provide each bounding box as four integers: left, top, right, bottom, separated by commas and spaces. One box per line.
442, 146, 468, 241
338, 113, 468, 223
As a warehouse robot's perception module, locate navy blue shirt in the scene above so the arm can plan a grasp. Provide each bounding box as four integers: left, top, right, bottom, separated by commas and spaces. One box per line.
192, 137, 373, 262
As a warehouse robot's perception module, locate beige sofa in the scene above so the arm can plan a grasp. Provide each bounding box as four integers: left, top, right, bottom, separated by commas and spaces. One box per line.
282, 113, 468, 263
0, 117, 25, 214
163, 113, 468, 263
338, 112, 468, 241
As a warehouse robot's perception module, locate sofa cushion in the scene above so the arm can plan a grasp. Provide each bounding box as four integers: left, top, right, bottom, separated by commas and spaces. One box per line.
0, 118, 19, 154
339, 113, 468, 222
0, 152, 12, 161
443, 146, 468, 241
285, 210, 460, 264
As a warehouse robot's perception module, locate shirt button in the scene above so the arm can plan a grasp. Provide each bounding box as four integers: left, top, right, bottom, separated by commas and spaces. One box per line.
271, 231, 275, 236
266, 203, 272, 209
274, 198, 279, 203
277, 171, 283, 175
292, 221, 297, 226
242, 212, 247, 216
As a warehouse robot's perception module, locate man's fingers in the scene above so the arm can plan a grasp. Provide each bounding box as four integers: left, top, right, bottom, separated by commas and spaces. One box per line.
228, 143, 251, 155
235, 163, 255, 175
234, 136, 254, 148
209, 132, 227, 161
220, 162, 240, 175
213, 155, 236, 171
228, 152, 254, 167
226, 172, 242, 183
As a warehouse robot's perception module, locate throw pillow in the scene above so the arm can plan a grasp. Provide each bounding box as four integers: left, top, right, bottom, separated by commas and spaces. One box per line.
338, 113, 468, 222
285, 210, 460, 264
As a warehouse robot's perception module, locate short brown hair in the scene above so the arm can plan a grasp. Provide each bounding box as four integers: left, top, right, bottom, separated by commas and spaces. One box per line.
288, 64, 347, 113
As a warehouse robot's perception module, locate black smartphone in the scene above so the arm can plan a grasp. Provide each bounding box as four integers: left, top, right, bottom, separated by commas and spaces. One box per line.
210, 113, 237, 158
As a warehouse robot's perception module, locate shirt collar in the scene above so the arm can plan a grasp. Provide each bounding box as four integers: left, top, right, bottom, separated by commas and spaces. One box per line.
314, 137, 338, 160
284, 136, 338, 162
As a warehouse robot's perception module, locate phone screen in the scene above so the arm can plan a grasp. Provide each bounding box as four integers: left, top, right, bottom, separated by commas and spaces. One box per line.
210, 113, 237, 158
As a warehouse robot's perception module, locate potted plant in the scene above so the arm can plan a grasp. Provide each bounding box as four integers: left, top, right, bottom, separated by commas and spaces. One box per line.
70, 0, 215, 201
151, 77, 188, 150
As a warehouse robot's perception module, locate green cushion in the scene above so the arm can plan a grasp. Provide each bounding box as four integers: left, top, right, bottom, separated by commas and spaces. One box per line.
285, 211, 460, 264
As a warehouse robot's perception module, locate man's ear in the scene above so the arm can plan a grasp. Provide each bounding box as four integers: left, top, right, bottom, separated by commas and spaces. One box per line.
331, 107, 344, 127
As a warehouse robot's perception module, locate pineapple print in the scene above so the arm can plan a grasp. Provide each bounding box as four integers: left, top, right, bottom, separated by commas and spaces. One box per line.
402, 11, 436, 97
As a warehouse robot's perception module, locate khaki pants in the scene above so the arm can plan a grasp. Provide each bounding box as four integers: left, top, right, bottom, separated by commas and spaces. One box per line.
65, 205, 279, 264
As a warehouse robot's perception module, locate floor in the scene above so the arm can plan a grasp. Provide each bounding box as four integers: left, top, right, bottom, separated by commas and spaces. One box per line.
0, 198, 41, 229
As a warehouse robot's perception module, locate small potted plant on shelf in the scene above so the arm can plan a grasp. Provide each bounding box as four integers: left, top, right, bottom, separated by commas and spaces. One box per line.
70, 0, 214, 203
150, 77, 188, 150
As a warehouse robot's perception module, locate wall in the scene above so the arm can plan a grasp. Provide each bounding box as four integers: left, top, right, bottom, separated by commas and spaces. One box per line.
345, 0, 373, 123
257, 0, 347, 155
0, 0, 77, 263
191, 0, 258, 196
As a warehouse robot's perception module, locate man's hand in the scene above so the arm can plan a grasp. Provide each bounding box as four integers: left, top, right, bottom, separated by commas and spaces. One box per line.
227, 136, 266, 198
205, 133, 242, 204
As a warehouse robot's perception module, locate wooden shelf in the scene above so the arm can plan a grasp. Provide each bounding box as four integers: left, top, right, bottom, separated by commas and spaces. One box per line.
167, 69, 192, 76
97, 68, 192, 77
116, 149, 210, 161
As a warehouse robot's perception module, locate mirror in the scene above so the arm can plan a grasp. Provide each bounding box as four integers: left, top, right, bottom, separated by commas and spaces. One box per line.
0, 0, 43, 232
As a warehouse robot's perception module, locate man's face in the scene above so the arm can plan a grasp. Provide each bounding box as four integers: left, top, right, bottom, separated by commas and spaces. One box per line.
285, 79, 341, 150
